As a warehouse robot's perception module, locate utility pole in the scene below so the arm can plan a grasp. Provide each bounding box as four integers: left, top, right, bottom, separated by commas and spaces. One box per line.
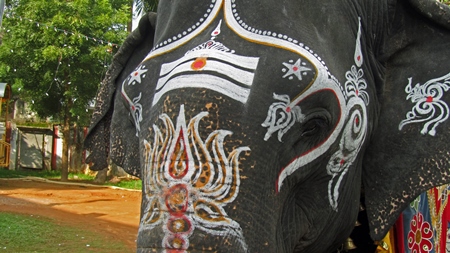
0, 0, 4, 29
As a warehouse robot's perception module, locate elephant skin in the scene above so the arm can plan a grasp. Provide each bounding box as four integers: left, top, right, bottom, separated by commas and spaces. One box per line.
85, 0, 450, 252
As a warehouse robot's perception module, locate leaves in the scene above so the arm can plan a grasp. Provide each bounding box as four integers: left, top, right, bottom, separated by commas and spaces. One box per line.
134, 0, 158, 17
0, 0, 129, 125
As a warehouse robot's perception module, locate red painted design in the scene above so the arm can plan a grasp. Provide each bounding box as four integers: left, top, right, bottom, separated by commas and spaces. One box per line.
165, 234, 188, 251
286, 107, 291, 113
276, 88, 342, 193
191, 58, 207, 70
169, 130, 189, 179
293, 66, 299, 71
167, 216, 192, 233
340, 159, 345, 166
134, 71, 139, 76
165, 184, 189, 215
357, 55, 361, 62
426, 96, 434, 103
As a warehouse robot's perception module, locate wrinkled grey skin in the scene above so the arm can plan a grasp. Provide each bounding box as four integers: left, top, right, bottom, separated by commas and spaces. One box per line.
85, 0, 450, 252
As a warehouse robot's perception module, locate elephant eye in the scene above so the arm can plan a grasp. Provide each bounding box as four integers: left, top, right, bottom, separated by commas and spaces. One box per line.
301, 117, 329, 137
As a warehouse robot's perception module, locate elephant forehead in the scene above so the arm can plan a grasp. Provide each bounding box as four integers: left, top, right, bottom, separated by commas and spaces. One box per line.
140, 2, 345, 107
147, 0, 331, 74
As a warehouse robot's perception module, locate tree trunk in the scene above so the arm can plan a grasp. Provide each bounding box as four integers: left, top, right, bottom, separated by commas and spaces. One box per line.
69, 125, 84, 172
61, 113, 70, 182
60, 80, 73, 182
128, 0, 133, 32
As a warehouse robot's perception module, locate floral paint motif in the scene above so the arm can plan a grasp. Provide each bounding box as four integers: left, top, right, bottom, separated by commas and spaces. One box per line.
345, 65, 369, 106
121, 64, 148, 136
140, 105, 249, 252
399, 73, 450, 136
407, 212, 434, 253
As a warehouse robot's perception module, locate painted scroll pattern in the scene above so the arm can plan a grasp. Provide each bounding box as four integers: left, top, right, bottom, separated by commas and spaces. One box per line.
262, 18, 369, 211
399, 73, 450, 136
261, 93, 305, 142
140, 105, 249, 252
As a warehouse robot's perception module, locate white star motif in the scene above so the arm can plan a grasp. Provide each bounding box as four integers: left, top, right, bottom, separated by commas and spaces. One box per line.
282, 59, 312, 81
128, 65, 148, 85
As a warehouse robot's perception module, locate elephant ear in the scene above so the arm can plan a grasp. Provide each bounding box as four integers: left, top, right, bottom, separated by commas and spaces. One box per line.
84, 13, 157, 177
363, 0, 450, 241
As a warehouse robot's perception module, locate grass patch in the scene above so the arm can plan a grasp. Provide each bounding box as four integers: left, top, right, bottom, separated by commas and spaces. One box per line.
105, 179, 141, 190
0, 169, 61, 179
0, 212, 131, 253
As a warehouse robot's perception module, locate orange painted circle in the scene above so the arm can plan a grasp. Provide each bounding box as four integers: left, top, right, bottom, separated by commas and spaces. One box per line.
191, 57, 207, 70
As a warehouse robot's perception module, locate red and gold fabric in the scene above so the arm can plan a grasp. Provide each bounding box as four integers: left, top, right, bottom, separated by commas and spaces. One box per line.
394, 184, 450, 253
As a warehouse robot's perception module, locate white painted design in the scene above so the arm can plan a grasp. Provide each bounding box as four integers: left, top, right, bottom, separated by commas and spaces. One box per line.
354, 17, 363, 68
211, 19, 222, 37
186, 39, 235, 55
227, 1, 353, 195
399, 72, 450, 136
282, 59, 313, 81
261, 94, 305, 142
153, 49, 259, 106
140, 105, 249, 252
327, 86, 368, 211
121, 64, 148, 136
128, 65, 148, 85
271, 84, 346, 193
345, 65, 369, 106
326, 18, 368, 211
144, 0, 223, 61
224, 0, 329, 77
264, 18, 368, 212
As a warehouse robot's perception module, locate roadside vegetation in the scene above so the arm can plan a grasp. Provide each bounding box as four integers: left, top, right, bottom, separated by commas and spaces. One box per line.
0, 168, 141, 190
0, 212, 130, 253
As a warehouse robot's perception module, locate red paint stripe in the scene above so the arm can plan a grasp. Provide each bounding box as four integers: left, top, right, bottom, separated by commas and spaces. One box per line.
276, 88, 342, 193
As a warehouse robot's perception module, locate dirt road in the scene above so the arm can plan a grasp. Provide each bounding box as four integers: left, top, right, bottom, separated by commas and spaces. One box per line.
0, 178, 142, 252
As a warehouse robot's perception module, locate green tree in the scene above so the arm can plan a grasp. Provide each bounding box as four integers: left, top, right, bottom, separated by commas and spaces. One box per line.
0, 0, 129, 180
134, 0, 158, 17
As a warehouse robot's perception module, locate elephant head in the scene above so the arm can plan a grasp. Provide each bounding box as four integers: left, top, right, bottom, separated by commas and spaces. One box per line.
85, 0, 450, 252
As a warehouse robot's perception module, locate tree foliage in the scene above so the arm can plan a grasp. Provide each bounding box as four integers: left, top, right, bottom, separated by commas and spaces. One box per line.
0, 0, 130, 179
0, 0, 129, 125
134, 0, 158, 17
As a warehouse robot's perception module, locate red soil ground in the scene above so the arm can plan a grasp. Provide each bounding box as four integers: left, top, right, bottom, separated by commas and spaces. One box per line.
0, 178, 142, 252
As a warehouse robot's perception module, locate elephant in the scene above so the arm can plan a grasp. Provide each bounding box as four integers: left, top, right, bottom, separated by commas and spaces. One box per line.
85, 0, 450, 252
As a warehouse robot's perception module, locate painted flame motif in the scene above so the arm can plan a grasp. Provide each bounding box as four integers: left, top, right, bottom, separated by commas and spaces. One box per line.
141, 105, 249, 252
